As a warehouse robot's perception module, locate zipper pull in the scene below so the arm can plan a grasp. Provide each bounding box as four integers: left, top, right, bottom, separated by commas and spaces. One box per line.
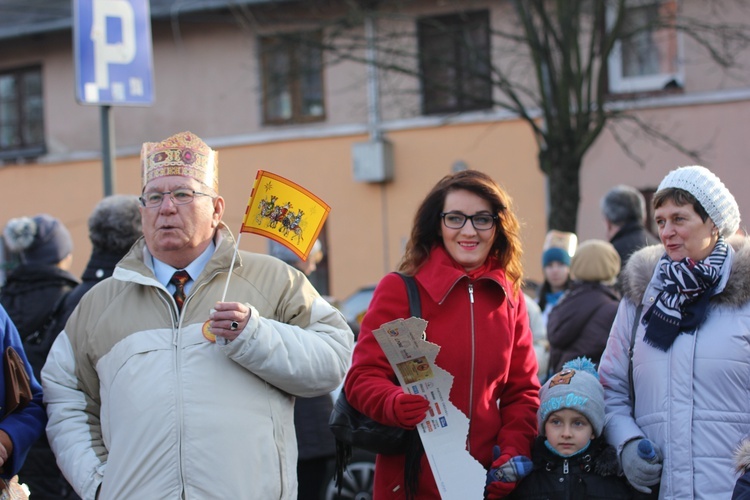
563, 459, 569, 474
468, 283, 474, 304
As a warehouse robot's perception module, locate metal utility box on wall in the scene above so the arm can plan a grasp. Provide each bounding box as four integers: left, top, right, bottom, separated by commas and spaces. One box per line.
352, 139, 394, 183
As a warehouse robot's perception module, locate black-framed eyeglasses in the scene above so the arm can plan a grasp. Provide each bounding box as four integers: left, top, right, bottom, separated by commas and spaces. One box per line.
440, 212, 498, 231
139, 189, 214, 208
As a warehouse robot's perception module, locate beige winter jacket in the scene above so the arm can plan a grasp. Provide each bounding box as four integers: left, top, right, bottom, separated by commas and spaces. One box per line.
42, 224, 353, 499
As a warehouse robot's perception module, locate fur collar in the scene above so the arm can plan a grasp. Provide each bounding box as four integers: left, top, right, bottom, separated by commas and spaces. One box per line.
735, 439, 750, 473
621, 237, 750, 308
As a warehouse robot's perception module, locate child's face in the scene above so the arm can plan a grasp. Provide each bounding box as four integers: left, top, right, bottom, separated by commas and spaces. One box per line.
544, 409, 595, 456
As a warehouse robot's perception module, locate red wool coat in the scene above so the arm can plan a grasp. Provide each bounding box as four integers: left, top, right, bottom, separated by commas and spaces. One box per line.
345, 245, 540, 499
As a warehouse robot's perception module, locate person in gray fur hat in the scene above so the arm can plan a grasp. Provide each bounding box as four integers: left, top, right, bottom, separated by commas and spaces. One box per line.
599, 165, 750, 499
509, 357, 637, 499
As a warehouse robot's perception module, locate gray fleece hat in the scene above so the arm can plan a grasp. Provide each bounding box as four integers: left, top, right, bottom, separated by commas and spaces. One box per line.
538, 357, 605, 437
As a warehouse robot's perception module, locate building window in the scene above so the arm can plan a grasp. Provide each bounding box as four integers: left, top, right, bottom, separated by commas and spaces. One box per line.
418, 10, 492, 115
607, 0, 683, 94
260, 31, 325, 125
0, 66, 45, 159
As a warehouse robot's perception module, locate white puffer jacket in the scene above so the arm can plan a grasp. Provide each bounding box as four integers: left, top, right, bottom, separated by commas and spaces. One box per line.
42, 224, 353, 500
599, 237, 750, 499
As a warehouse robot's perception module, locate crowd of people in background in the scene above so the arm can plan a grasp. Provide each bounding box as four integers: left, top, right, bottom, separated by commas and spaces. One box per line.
0, 133, 748, 500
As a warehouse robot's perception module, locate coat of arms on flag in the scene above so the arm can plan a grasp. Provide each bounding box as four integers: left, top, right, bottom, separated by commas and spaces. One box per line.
240, 170, 331, 261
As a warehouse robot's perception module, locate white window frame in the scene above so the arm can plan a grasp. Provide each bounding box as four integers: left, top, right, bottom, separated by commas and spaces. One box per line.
607, 0, 684, 94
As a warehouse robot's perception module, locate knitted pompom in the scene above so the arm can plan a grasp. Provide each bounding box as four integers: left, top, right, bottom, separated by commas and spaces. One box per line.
561, 356, 599, 380
3, 216, 37, 252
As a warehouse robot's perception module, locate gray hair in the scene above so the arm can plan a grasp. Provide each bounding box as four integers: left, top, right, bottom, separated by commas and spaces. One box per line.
88, 195, 143, 254
600, 185, 646, 226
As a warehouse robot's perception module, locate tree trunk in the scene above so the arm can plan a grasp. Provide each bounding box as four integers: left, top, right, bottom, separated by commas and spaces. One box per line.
539, 147, 581, 233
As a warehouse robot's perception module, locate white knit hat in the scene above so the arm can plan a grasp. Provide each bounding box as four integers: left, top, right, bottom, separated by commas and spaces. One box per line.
657, 165, 740, 237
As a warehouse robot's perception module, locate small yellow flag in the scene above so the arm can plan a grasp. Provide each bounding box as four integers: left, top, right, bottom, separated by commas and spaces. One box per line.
241, 170, 331, 261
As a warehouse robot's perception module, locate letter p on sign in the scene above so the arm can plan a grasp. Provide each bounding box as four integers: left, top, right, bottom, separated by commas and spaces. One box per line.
74, 0, 154, 105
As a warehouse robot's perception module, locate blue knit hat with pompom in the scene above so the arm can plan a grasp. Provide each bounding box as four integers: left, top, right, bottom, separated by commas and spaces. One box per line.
538, 357, 604, 437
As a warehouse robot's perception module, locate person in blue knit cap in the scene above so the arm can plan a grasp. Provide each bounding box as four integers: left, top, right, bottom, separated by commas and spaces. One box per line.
508, 357, 640, 499
537, 246, 572, 326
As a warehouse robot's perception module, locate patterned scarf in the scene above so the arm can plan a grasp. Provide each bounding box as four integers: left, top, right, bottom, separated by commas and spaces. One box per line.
642, 237, 728, 351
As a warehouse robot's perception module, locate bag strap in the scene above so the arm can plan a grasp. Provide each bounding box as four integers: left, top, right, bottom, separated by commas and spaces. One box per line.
395, 272, 422, 319
394, 272, 425, 497
23, 289, 72, 345
628, 304, 644, 411
334, 273, 424, 496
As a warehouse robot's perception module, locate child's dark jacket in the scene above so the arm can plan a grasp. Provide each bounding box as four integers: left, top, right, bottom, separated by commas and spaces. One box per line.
509, 436, 633, 500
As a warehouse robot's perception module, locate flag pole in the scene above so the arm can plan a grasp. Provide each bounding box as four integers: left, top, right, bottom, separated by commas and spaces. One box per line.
221, 233, 242, 302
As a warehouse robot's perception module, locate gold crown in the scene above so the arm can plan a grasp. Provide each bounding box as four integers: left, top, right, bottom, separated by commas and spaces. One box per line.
141, 131, 218, 191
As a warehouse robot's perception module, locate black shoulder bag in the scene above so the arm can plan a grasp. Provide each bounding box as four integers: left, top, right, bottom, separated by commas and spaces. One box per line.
329, 272, 424, 495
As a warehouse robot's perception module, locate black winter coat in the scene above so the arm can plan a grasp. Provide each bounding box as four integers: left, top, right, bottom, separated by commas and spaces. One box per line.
509, 436, 633, 500
609, 222, 659, 269
546, 281, 619, 376
295, 394, 336, 460
0, 263, 79, 379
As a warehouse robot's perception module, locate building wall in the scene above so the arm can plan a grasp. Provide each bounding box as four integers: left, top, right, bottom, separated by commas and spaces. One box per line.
2, 0, 750, 299
0, 119, 546, 298
579, 97, 750, 243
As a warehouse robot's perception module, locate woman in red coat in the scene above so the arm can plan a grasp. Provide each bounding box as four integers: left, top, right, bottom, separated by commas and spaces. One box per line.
345, 170, 540, 499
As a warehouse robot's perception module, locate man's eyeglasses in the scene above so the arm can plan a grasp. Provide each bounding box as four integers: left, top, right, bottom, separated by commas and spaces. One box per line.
139, 189, 214, 208
440, 212, 498, 231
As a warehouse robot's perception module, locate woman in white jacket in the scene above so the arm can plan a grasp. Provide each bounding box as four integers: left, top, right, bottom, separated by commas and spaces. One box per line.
598, 165, 750, 499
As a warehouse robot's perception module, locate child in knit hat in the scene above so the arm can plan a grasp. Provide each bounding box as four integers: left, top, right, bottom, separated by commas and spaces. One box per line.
509, 357, 640, 499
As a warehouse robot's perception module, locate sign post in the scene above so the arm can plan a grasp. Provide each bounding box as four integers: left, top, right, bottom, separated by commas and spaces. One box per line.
73, 0, 154, 195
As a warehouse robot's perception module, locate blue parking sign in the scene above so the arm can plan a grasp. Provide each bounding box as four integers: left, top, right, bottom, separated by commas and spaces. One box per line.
74, 0, 154, 105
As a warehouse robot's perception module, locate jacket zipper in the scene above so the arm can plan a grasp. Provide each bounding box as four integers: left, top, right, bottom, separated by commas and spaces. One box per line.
172, 275, 215, 499
467, 282, 476, 452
